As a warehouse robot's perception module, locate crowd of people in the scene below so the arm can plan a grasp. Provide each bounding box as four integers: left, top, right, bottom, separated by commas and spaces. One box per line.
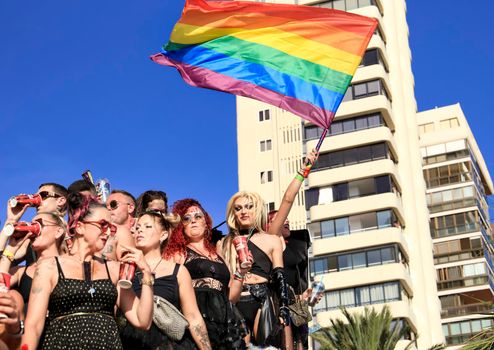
0, 150, 320, 350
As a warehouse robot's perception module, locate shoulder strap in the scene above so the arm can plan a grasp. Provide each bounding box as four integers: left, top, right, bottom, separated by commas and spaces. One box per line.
172, 263, 180, 277
54, 257, 65, 279
103, 259, 111, 280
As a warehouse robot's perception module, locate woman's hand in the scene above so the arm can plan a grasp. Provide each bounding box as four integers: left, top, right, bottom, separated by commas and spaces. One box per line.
301, 148, 319, 170
119, 245, 151, 273
236, 250, 253, 276
5, 202, 29, 224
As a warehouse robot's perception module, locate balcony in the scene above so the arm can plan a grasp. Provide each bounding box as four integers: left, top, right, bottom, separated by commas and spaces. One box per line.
434, 248, 484, 265
441, 302, 493, 319
437, 275, 489, 291
431, 222, 481, 239
428, 197, 477, 214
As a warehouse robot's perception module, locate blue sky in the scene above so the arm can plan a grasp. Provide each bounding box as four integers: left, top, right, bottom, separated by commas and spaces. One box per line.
1, 1, 492, 227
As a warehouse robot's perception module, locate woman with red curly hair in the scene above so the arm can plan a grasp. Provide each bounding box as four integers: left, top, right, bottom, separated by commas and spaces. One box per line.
166, 199, 249, 350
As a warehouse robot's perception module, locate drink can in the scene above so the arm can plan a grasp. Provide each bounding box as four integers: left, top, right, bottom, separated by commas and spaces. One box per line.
96, 179, 111, 204
81, 170, 95, 184
233, 236, 252, 269
118, 262, 136, 289
9, 193, 42, 208
309, 280, 325, 307
3, 221, 41, 238
0, 273, 11, 319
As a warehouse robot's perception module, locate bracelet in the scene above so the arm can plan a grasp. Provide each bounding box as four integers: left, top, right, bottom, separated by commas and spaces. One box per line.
141, 277, 154, 286
9, 319, 24, 337
233, 271, 244, 281
2, 250, 14, 262
295, 174, 304, 182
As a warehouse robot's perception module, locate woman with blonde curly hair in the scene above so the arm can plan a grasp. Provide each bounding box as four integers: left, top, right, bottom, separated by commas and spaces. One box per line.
220, 149, 318, 349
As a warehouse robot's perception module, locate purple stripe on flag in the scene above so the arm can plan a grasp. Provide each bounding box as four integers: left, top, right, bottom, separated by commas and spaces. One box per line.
151, 53, 334, 129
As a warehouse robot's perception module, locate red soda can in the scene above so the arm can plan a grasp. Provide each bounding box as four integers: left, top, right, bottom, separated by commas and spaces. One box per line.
118, 262, 136, 289
233, 236, 252, 269
3, 221, 41, 239
9, 194, 42, 208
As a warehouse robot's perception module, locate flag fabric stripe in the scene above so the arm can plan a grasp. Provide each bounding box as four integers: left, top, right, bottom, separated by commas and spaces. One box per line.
170, 25, 362, 75
154, 0, 377, 128
199, 36, 352, 93
183, 0, 374, 38
171, 19, 368, 56
151, 52, 333, 128
159, 45, 344, 110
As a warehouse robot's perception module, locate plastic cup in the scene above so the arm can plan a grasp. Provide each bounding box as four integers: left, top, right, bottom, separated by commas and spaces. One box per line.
118, 262, 136, 289
309, 280, 325, 307
233, 236, 251, 269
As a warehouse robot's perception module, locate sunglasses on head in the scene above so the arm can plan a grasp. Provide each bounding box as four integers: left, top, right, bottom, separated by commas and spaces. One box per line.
81, 219, 117, 236
182, 211, 205, 225
39, 191, 62, 200
107, 200, 132, 211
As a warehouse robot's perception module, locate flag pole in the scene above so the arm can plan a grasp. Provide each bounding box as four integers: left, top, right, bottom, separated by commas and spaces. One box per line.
302, 128, 328, 178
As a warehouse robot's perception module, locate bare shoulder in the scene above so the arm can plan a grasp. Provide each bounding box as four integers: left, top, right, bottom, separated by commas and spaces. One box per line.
36, 256, 57, 270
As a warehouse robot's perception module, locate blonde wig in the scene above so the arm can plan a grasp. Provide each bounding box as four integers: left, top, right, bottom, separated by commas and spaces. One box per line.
221, 191, 267, 273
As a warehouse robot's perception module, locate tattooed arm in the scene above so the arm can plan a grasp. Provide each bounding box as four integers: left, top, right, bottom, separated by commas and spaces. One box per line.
22, 257, 56, 349
176, 265, 212, 350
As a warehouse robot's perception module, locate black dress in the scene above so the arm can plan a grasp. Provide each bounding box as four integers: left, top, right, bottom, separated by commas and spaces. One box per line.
120, 264, 196, 350
184, 247, 246, 349
41, 257, 122, 350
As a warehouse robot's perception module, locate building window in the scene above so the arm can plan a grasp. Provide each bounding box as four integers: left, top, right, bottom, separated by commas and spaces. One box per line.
442, 318, 494, 345
342, 79, 389, 103
423, 161, 473, 189
426, 185, 476, 214
429, 210, 480, 238
312, 142, 393, 172
440, 118, 459, 130
266, 202, 275, 212
260, 171, 273, 184
359, 48, 388, 72
312, 0, 376, 12
260, 139, 272, 152
418, 122, 434, 135
310, 244, 403, 276
259, 109, 270, 122
313, 281, 405, 312
308, 209, 398, 239
303, 113, 386, 141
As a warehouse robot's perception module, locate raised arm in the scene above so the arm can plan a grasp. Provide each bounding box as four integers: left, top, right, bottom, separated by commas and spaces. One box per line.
268, 149, 319, 236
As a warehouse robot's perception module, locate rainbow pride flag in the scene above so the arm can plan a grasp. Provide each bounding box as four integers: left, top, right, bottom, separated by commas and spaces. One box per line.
152, 0, 377, 129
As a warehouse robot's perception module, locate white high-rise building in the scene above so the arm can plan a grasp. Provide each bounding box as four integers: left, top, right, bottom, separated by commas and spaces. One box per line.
236, 0, 493, 348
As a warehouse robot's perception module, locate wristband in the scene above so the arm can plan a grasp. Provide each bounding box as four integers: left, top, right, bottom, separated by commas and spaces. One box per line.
9, 319, 24, 336
233, 271, 245, 281
295, 174, 304, 183
2, 250, 15, 262
141, 277, 154, 286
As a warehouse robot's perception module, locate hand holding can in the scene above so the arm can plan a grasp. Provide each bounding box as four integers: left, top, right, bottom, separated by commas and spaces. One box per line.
118, 251, 136, 289
9, 194, 42, 208
3, 221, 41, 239
233, 236, 252, 269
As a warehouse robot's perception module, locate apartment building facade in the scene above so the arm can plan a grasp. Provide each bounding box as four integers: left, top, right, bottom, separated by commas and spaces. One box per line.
236, 0, 491, 348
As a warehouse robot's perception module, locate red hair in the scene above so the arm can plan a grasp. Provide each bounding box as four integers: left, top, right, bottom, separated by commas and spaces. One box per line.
165, 198, 216, 259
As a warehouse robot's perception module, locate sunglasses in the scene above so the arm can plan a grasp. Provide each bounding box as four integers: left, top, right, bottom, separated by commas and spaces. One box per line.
38, 191, 62, 200
33, 217, 62, 229
182, 211, 205, 225
107, 200, 132, 211
81, 219, 117, 236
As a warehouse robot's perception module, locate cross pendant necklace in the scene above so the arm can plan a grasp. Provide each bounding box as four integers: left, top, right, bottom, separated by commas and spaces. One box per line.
83, 260, 96, 298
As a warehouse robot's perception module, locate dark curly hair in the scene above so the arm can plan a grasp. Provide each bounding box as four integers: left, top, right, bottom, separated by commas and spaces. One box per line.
165, 198, 215, 259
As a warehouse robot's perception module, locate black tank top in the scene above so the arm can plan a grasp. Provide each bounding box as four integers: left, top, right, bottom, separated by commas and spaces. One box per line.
248, 240, 272, 280
184, 247, 230, 292
17, 266, 32, 305
132, 264, 181, 308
